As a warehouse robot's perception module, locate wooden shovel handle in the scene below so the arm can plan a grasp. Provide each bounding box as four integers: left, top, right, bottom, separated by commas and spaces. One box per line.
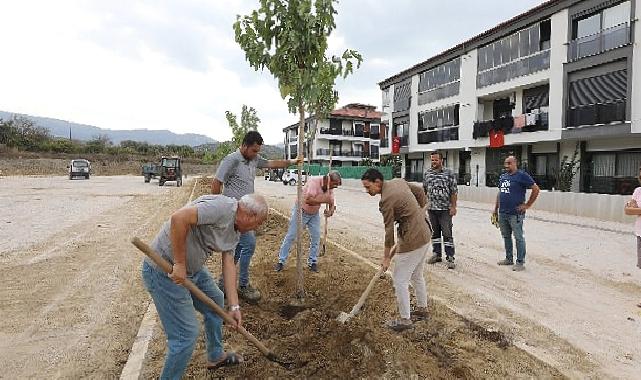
131, 237, 273, 357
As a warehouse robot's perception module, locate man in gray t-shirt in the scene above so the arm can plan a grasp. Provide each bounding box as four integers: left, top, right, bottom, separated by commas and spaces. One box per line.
143, 193, 268, 378
212, 131, 301, 302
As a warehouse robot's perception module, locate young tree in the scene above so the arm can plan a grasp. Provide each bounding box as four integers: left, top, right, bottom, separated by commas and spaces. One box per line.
226, 105, 261, 148
234, 0, 362, 298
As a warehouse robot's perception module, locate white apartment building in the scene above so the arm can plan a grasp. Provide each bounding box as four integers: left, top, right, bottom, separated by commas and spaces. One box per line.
379, 0, 641, 195
283, 103, 383, 166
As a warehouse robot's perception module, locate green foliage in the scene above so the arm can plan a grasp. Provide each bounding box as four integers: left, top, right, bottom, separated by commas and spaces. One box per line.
233, 0, 362, 118
557, 144, 581, 192
226, 105, 261, 148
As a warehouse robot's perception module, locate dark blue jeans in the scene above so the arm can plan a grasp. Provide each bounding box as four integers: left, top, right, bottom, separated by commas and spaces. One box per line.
498, 213, 526, 264
233, 231, 256, 287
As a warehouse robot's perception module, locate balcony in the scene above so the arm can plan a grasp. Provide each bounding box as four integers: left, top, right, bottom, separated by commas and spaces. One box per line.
417, 127, 459, 144
289, 136, 298, 142
316, 148, 374, 159
400, 136, 409, 147
380, 138, 389, 148
473, 113, 549, 139
567, 101, 626, 128
569, 23, 631, 62
477, 49, 550, 88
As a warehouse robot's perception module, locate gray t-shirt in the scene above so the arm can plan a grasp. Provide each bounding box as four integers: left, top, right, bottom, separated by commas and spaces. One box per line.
215, 149, 269, 200
150, 195, 241, 274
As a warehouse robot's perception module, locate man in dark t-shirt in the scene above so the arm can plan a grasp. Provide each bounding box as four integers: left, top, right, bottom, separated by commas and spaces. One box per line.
493, 156, 540, 271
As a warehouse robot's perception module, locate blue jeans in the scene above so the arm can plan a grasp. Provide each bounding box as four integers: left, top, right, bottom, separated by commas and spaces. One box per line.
233, 231, 256, 287
278, 206, 321, 265
498, 213, 526, 264
142, 261, 224, 380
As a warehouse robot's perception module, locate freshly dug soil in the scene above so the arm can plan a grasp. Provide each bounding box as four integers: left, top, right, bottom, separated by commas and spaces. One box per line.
143, 209, 565, 378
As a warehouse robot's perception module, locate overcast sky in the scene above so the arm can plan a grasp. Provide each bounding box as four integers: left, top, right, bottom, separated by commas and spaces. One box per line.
0, 0, 545, 145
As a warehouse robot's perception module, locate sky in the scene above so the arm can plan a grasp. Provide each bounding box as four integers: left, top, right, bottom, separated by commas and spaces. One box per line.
0, 0, 545, 145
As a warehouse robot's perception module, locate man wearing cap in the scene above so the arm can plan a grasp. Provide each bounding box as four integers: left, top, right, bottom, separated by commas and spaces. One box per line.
275, 171, 342, 273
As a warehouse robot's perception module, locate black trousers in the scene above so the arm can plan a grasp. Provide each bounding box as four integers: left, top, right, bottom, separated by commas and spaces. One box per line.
428, 209, 455, 258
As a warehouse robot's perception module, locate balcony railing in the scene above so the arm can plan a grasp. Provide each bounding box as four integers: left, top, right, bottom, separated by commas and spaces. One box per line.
289, 136, 298, 142
477, 49, 550, 88
318, 128, 377, 139
400, 135, 409, 147
473, 113, 549, 139
569, 23, 631, 62
567, 101, 626, 128
316, 149, 372, 158
405, 172, 423, 182
380, 138, 389, 148
417, 127, 459, 144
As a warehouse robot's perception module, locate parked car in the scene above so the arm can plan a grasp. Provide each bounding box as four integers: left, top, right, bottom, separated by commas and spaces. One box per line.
68, 159, 91, 180
281, 169, 307, 186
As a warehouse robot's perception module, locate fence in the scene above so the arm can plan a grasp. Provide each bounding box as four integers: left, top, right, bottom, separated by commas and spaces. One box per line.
297, 164, 393, 180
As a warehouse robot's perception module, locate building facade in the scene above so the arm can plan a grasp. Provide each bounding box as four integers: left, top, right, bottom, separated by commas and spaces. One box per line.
283, 103, 383, 166
379, 0, 640, 194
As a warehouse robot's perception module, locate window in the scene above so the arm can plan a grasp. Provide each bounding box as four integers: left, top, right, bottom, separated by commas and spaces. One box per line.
570, 1, 631, 60
575, 14, 601, 39
603, 1, 631, 30
418, 58, 461, 93
418, 104, 460, 132
523, 84, 550, 113
540, 20, 551, 50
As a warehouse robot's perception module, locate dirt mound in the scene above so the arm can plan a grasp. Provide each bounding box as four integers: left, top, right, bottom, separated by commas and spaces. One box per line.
143, 212, 564, 378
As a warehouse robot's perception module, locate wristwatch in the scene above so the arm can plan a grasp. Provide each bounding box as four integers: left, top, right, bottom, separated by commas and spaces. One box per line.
229, 304, 240, 312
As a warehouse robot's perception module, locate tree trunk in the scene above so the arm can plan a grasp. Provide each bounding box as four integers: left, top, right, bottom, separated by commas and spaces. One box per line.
295, 103, 305, 299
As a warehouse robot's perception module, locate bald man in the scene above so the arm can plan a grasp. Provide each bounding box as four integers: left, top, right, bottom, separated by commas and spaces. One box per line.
493, 156, 540, 271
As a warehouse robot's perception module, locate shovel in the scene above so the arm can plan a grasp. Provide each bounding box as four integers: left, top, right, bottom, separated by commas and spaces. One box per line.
337, 245, 397, 324
131, 237, 301, 369
320, 205, 329, 257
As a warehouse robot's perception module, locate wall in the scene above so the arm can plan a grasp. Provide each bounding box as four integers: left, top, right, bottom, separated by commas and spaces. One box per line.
633, 0, 641, 133
457, 185, 634, 223
549, 9, 569, 131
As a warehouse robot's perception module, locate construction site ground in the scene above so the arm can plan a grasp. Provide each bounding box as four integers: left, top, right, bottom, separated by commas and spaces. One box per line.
2, 174, 640, 379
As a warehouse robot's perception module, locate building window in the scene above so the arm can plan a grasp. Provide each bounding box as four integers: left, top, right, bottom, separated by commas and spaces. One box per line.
584, 150, 641, 194
393, 80, 411, 113
477, 20, 551, 88
567, 69, 627, 127
523, 84, 550, 113
417, 104, 459, 144
569, 1, 631, 61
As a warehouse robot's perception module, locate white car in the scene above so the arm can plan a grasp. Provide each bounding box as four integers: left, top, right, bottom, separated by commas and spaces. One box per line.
281, 169, 307, 186
68, 159, 91, 180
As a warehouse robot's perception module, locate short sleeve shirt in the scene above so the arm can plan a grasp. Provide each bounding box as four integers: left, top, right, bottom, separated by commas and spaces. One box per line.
215, 150, 269, 200
150, 195, 240, 274
498, 170, 536, 215
301, 176, 335, 214
423, 168, 458, 211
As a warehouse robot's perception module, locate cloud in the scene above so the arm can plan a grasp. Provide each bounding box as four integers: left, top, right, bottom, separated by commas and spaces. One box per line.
0, 0, 547, 145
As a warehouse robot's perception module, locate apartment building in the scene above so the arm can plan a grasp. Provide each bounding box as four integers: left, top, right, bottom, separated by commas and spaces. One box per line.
379, 0, 640, 194
283, 103, 383, 166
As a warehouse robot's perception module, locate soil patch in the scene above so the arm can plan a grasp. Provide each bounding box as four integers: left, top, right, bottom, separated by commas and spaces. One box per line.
143, 209, 565, 378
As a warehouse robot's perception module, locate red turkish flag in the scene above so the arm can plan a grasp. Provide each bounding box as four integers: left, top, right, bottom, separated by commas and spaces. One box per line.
489, 129, 504, 148
392, 137, 401, 154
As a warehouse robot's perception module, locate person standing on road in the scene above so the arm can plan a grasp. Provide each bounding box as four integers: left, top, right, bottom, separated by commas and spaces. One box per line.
361, 168, 432, 332
493, 156, 540, 271
212, 131, 302, 302
623, 165, 641, 308
275, 171, 341, 273
423, 151, 458, 269
142, 193, 269, 378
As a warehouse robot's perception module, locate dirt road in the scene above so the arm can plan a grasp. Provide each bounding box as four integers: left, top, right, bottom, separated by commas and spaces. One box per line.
256, 179, 641, 379
0, 175, 191, 378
